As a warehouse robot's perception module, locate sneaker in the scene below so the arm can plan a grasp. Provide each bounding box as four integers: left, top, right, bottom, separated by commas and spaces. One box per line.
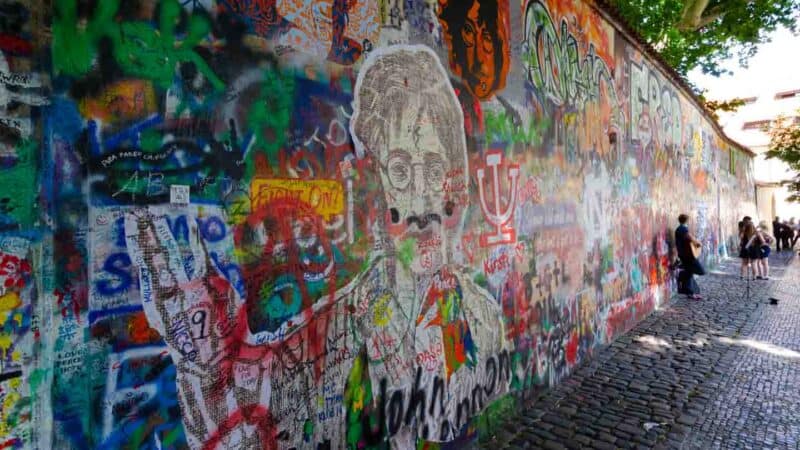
756, 276, 764, 280
690, 294, 704, 300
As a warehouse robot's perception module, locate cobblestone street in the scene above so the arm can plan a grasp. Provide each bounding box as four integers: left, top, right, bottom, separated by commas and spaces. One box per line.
481, 253, 800, 450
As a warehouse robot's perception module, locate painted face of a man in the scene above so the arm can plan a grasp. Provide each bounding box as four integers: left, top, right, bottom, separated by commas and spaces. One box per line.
351, 46, 471, 274
462, 0, 497, 99
378, 108, 464, 274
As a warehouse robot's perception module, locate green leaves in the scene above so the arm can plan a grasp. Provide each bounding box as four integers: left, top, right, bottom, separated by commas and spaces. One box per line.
700, 97, 747, 121
608, 0, 800, 78
765, 112, 800, 202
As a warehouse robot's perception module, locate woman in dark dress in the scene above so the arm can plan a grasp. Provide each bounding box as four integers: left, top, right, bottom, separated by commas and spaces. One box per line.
739, 222, 760, 280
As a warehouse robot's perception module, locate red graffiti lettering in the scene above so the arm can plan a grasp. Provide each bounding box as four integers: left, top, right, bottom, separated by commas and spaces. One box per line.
483, 253, 510, 276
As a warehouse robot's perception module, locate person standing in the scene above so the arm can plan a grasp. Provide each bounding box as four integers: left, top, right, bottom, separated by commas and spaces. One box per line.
740, 222, 758, 280
675, 214, 705, 300
773, 217, 783, 251
755, 221, 773, 280
792, 217, 800, 250
779, 220, 791, 251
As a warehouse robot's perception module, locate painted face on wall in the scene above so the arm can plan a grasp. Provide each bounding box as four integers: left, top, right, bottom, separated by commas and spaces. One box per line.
439, 0, 510, 101
351, 46, 470, 275
462, 1, 495, 99
378, 109, 456, 273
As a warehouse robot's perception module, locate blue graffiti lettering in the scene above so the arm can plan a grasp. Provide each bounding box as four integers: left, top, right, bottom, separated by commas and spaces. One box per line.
198, 216, 226, 242
96, 252, 133, 296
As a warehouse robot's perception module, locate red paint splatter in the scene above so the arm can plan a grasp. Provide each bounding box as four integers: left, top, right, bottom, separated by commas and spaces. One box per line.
0, 253, 31, 289
0, 34, 31, 56
566, 331, 579, 366
127, 311, 161, 344
201, 404, 276, 450
0, 438, 21, 449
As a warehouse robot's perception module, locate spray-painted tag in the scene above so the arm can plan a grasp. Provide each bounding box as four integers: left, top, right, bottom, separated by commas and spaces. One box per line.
170, 185, 190, 205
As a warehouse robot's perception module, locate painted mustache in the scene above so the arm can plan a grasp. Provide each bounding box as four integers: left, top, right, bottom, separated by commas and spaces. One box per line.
389, 202, 454, 227
406, 213, 442, 230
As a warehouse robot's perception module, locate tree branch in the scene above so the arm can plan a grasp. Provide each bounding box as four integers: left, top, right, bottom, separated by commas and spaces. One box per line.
677, 0, 712, 30
677, 0, 755, 31
695, 10, 725, 29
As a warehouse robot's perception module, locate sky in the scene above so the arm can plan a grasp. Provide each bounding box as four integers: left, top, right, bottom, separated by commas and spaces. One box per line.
688, 26, 800, 221
688, 26, 800, 101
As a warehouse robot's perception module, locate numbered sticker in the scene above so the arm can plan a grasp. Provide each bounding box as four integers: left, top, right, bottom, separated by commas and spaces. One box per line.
170, 185, 190, 205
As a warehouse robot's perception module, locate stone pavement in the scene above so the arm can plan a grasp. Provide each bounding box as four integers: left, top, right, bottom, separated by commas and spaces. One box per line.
479, 253, 800, 450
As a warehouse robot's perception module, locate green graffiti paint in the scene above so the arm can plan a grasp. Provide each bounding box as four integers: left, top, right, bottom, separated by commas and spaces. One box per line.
416, 440, 441, 450
139, 130, 162, 153
0, 139, 38, 228
484, 110, 549, 146
397, 238, 417, 271
476, 395, 517, 443
52, 0, 119, 76
129, 421, 148, 449
53, 0, 223, 90
246, 67, 295, 174
162, 427, 183, 447
473, 272, 488, 289
27, 368, 48, 406
116, 0, 224, 91
303, 419, 314, 442
344, 346, 385, 449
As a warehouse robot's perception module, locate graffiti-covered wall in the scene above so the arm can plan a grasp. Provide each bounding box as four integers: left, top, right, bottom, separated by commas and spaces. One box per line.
1, 0, 755, 448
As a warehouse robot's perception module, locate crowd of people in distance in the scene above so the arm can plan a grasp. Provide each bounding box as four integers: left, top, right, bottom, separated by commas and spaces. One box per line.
771, 216, 799, 253
737, 216, 799, 281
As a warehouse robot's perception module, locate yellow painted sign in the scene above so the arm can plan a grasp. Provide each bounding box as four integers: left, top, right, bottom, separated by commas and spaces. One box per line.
251, 178, 345, 220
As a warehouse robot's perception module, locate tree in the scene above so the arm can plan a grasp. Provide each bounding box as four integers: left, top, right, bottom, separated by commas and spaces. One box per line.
607, 0, 800, 78
764, 113, 800, 202
698, 95, 746, 121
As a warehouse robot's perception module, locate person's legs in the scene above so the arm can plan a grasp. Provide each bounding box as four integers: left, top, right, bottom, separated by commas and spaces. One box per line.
755, 258, 765, 278
761, 257, 770, 279
740, 258, 749, 278
677, 269, 692, 295
688, 275, 702, 299
686, 258, 704, 299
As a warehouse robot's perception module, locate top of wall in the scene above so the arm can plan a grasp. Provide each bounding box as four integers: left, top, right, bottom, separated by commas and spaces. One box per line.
591, 0, 757, 157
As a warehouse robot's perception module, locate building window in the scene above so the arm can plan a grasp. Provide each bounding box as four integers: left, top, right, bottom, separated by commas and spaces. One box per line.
774, 89, 800, 100
742, 120, 770, 130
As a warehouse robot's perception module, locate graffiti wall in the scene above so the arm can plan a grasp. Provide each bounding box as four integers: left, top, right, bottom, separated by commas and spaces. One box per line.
2, 0, 755, 448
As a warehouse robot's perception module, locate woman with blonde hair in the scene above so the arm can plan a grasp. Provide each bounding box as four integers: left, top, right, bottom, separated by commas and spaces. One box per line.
755, 221, 774, 279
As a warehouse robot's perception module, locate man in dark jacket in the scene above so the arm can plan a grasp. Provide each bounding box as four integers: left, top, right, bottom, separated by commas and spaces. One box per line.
773, 217, 784, 251
675, 214, 705, 300
780, 220, 792, 251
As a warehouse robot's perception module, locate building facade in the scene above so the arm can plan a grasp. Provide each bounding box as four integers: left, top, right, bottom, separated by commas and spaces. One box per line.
709, 37, 800, 223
